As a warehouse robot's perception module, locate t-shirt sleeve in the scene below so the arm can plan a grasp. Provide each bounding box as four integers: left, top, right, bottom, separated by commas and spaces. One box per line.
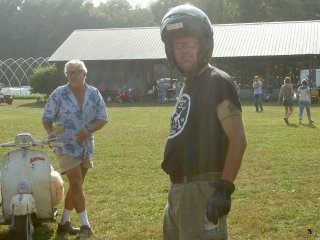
212, 72, 242, 111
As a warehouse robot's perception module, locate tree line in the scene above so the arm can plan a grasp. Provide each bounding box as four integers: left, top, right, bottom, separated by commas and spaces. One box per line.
0, 0, 319, 59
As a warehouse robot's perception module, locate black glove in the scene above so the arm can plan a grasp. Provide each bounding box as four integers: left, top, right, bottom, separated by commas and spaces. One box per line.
206, 179, 235, 224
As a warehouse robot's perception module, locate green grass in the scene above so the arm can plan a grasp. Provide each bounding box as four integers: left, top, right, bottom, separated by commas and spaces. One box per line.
0, 99, 319, 240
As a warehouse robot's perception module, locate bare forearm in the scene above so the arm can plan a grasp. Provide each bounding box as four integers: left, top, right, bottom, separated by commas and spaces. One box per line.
89, 119, 107, 133
217, 99, 247, 182
278, 87, 284, 101
77, 119, 107, 142
221, 137, 247, 182
43, 121, 53, 134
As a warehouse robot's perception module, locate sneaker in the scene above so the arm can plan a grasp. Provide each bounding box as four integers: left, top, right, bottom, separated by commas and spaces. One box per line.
299, 120, 302, 124
309, 120, 314, 124
57, 221, 80, 235
76, 225, 93, 239
283, 118, 289, 124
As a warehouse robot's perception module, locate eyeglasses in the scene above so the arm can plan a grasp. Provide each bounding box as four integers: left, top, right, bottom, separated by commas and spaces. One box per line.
173, 41, 199, 50
65, 70, 85, 76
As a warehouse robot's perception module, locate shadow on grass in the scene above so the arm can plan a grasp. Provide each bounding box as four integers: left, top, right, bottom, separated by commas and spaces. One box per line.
19, 99, 318, 109
0, 221, 56, 240
15, 98, 320, 109
16, 99, 175, 109
300, 123, 316, 129
33, 222, 56, 240
285, 122, 317, 128
106, 100, 176, 108
286, 123, 300, 128
240, 100, 320, 108
18, 102, 46, 108
52, 232, 69, 240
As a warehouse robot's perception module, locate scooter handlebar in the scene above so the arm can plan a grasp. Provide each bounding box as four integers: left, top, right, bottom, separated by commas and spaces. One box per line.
0, 141, 16, 147
49, 142, 63, 148
33, 139, 45, 146
0, 140, 63, 148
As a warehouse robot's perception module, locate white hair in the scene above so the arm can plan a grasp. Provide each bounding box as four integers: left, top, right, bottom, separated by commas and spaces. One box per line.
64, 60, 87, 75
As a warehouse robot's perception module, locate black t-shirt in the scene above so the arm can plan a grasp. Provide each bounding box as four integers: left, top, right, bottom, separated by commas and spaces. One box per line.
161, 66, 241, 177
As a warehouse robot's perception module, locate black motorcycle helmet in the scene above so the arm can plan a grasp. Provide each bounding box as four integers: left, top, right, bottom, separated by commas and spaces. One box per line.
160, 4, 214, 76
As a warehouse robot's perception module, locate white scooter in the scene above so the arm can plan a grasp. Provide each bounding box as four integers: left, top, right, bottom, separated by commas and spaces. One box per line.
0, 124, 65, 240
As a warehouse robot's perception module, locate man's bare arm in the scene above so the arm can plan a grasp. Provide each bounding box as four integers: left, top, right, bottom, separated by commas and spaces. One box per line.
217, 100, 247, 182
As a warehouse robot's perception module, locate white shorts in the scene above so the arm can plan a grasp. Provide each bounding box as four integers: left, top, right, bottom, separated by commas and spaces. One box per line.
56, 154, 93, 175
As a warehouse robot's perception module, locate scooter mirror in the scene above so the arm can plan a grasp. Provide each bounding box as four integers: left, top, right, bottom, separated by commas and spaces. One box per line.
53, 123, 64, 134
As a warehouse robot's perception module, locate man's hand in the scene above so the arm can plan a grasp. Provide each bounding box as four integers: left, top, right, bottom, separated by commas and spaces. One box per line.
76, 129, 90, 142
206, 179, 235, 224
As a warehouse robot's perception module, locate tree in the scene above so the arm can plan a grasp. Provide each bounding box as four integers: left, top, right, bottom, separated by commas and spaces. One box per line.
97, 0, 154, 27
150, 0, 183, 25
0, 0, 24, 58
29, 64, 61, 95
0, 0, 319, 59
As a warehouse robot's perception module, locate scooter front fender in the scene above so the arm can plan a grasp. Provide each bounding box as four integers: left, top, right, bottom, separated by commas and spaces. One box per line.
10, 194, 37, 216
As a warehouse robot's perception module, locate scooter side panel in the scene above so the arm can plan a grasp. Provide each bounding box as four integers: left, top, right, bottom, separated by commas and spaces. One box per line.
26, 150, 53, 219
51, 170, 64, 206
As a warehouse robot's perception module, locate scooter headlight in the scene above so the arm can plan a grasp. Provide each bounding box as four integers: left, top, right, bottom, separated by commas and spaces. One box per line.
15, 134, 34, 148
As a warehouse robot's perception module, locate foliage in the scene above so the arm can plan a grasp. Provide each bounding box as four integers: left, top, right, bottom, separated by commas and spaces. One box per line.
0, 100, 319, 239
10, 94, 46, 100
0, 0, 319, 58
28, 64, 60, 95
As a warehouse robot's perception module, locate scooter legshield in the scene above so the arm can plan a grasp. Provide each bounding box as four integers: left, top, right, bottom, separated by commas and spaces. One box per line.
1, 149, 53, 220
51, 170, 64, 206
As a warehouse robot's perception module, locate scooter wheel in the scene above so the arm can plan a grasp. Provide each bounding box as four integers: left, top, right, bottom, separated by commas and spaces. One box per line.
14, 215, 34, 240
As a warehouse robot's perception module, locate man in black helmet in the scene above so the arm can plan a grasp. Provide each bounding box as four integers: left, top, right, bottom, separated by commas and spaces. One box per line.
160, 4, 247, 240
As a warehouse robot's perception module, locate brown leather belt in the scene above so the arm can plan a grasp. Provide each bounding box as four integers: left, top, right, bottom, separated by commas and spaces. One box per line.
170, 172, 222, 184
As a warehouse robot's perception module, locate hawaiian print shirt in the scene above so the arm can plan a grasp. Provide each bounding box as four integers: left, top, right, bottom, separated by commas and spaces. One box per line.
42, 84, 107, 160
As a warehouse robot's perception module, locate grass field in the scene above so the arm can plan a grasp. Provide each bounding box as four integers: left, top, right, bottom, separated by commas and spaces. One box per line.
0, 99, 319, 240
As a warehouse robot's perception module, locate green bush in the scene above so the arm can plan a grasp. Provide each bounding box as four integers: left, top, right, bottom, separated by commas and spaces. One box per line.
12, 94, 47, 101
28, 64, 61, 96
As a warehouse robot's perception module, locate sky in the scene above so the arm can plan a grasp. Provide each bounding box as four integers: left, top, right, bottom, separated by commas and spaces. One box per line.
92, 0, 153, 8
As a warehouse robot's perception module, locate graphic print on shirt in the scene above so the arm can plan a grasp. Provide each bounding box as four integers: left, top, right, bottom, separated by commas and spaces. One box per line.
168, 93, 191, 139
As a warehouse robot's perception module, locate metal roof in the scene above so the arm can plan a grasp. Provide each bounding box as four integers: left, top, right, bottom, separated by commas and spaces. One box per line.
48, 20, 320, 62
49, 27, 165, 61
214, 20, 320, 58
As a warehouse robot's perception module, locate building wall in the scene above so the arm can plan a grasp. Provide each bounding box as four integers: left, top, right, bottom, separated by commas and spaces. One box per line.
83, 60, 182, 97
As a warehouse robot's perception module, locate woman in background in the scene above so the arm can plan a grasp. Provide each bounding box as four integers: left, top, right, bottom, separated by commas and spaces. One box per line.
278, 77, 294, 124
297, 79, 314, 124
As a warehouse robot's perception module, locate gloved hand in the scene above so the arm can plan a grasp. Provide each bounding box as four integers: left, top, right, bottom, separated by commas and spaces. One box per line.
206, 179, 235, 224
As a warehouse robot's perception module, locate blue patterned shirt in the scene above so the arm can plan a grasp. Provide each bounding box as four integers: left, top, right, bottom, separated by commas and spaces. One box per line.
42, 84, 108, 159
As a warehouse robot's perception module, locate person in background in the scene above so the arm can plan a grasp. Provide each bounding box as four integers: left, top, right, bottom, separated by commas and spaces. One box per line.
297, 79, 314, 125
234, 81, 241, 95
160, 4, 247, 240
0, 89, 4, 104
157, 79, 167, 103
278, 76, 295, 124
252, 76, 263, 112
42, 60, 108, 239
